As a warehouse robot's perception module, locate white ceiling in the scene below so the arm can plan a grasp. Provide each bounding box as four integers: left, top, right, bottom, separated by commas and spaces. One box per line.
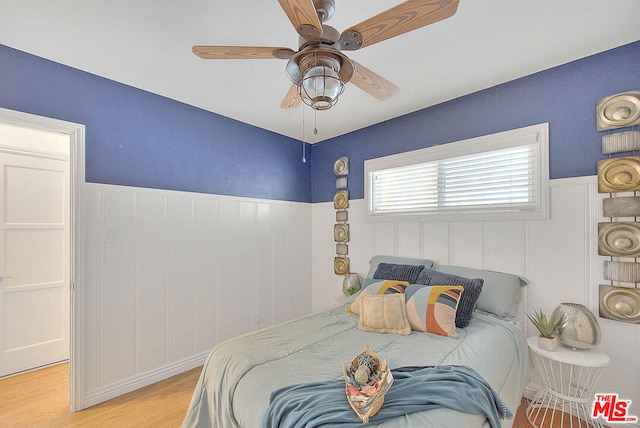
1, 1, 639, 143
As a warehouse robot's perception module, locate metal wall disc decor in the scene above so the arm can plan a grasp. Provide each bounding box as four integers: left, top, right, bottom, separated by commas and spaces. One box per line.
598, 222, 640, 257
599, 284, 640, 324
334, 157, 349, 176
334, 190, 349, 209
336, 210, 348, 222
334, 257, 350, 275
334, 223, 350, 242
602, 131, 640, 154
596, 90, 640, 131
597, 156, 640, 193
603, 196, 640, 218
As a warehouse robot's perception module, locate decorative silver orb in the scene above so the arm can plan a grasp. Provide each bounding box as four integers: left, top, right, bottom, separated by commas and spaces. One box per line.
552, 303, 601, 350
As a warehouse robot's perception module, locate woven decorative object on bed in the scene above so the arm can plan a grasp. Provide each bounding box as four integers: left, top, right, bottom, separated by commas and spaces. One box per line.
343, 346, 393, 423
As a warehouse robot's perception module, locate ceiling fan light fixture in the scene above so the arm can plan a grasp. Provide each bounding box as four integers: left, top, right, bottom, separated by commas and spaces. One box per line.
287, 47, 354, 110
194, 0, 460, 109
300, 64, 344, 110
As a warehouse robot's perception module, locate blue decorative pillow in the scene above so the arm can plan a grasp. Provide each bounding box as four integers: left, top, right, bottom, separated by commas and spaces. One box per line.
434, 265, 526, 319
415, 269, 484, 328
366, 256, 435, 279
373, 263, 425, 283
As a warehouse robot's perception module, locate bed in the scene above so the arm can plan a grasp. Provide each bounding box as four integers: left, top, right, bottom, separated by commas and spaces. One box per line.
182, 256, 531, 428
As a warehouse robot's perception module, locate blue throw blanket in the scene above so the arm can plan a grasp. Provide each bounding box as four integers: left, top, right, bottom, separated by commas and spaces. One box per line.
261, 365, 512, 428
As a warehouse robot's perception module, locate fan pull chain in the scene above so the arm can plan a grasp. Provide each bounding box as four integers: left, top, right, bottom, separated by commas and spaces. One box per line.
302, 104, 307, 163
314, 108, 318, 135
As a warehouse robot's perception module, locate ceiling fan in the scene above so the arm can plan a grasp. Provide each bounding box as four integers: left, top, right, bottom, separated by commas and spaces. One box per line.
192, 0, 459, 110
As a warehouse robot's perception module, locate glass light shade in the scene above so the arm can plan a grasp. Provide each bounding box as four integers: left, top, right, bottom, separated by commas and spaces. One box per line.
342, 273, 362, 296
300, 65, 344, 110
552, 302, 601, 349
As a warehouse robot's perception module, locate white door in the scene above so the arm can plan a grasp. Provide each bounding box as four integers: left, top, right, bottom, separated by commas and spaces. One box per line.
0, 132, 70, 377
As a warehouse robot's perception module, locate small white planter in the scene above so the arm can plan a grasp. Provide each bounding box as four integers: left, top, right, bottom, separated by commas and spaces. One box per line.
538, 336, 558, 351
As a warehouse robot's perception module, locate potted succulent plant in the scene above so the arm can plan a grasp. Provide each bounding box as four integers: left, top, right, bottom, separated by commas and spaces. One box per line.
526, 308, 566, 351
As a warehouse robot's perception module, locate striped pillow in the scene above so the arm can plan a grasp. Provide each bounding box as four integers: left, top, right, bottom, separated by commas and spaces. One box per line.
372, 263, 425, 283
405, 284, 463, 338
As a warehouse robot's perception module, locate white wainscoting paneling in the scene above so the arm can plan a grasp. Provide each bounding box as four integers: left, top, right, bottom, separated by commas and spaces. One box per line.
81, 183, 312, 407
311, 176, 639, 427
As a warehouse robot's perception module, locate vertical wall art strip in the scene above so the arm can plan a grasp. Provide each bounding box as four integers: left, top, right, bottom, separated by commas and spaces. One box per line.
333, 157, 353, 279
597, 90, 640, 323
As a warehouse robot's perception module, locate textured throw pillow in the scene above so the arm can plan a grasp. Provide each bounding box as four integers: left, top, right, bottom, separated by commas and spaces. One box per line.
357, 293, 411, 335
366, 255, 435, 279
348, 280, 410, 315
405, 284, 463, 338
372, 263, 425, 283
434, 265, 525, 319
416, 269, 484, 328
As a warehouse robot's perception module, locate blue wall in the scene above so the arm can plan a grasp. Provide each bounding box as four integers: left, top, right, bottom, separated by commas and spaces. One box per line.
0, 44, 312, 203
311, 41, 640, 203
2, 41, 639, 205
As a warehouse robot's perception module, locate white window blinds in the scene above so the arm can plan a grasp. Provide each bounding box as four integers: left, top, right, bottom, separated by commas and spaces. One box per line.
365, 123, 549, 221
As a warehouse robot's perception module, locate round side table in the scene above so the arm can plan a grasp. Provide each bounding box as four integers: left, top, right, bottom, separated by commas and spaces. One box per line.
526, 336, 609, 428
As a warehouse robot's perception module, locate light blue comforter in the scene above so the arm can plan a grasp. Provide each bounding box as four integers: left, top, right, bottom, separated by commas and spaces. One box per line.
182, 299, 529, 428
261, 365, 512, 428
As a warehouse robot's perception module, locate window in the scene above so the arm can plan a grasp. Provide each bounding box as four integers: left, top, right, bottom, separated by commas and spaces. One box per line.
365, 123, 549, 221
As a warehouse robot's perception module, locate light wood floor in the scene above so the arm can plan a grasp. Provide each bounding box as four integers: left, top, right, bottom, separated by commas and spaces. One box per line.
0, 362, 534, 427
0, 363, 202, 427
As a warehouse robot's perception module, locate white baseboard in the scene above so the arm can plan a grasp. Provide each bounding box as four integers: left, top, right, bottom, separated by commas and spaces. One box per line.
82, 351, 208, 409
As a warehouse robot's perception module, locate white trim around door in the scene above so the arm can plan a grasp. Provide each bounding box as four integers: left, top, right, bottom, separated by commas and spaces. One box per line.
0, 108, 86, 411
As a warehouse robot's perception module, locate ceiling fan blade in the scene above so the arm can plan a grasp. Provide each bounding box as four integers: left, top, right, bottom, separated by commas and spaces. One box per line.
350, 61, 399, 101
339, 0, 459, 51
278, 0, 323, 39
281, 84, 302, 109
192, 46, 295, 60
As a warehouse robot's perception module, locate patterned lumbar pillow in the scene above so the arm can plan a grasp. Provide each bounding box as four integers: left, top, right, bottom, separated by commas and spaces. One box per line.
404, 284, 463, 338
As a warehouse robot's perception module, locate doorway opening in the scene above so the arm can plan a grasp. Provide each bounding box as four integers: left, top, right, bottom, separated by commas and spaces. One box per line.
0, 107, 85, 411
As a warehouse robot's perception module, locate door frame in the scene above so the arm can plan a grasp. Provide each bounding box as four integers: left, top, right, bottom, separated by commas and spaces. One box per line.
0, 107, 85, 411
